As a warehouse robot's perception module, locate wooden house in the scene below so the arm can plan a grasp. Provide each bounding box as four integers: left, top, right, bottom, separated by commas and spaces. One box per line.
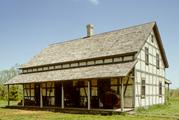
5, 22, 171, 112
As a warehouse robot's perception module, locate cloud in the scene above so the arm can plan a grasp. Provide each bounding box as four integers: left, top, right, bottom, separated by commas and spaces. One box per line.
88, 0, 99, 5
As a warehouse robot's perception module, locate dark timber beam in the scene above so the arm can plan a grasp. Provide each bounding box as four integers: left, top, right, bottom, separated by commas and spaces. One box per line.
40, 84, 43, 108
7, 85, 10, 106
120, 78, 124, 112
61, 82, 64, 109
124, 77, 129, 96
88, 80, 91, 110
22, 84, 25, 106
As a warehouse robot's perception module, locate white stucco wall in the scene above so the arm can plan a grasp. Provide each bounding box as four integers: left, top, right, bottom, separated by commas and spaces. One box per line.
134, 30, 166, 108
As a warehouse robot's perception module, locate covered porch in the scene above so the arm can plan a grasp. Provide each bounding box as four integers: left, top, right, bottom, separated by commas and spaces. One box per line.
6, 76, 134, 112
5, 61, 136, 113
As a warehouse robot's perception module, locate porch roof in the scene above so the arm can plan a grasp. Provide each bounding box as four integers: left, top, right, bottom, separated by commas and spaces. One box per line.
5, 61, 136, 85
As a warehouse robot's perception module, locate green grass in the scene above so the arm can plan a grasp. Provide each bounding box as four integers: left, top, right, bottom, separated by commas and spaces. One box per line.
136, 98, 179, 116
0, 99, 179, 120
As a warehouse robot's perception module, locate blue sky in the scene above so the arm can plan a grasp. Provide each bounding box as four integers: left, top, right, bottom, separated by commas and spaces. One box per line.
0, 0, 178, 88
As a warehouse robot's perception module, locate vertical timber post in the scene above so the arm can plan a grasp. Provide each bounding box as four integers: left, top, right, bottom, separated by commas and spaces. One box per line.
22, 84, 25, 106
168, 83, 170, 103
61, 82, 64, 109
88, 80, 91, 110
7, 85, 10, 106
121, 78, 124, 112
40, 84, 43, 108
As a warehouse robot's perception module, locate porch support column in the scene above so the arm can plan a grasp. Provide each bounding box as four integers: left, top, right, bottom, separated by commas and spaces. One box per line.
7, 85, 10, 106
22, 84, 25, 106
61, 82, 64, 109
40, 84, 43, 108
120, 78, 124, 112
167, 83, 170, 103
87, 80, 91, 110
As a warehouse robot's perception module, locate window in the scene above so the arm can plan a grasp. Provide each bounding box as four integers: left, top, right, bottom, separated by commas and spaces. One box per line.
151, 34, 154, 43
159, 82, 162, 96
104, 58, 113, 63
156, 53, 160, 69
24, 83, 35, 102
141, 79, 146, 98
23, 69, 28, 73
145, 47, 149, 65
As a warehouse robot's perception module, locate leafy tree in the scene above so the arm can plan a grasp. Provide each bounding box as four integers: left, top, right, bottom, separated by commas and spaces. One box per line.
0, 65, 22, 100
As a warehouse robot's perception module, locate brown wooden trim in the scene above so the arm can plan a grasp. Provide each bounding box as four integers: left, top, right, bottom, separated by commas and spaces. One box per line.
135, 94, 165, 97
21, 58, 135, 75
145, 41, 160, 51
20, 52, 137, 69
135, 69, 165, 79
137, 58, 165, 69
124, 77, 129, 96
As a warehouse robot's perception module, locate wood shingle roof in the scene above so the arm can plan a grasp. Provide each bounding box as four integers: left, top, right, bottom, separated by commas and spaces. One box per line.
6, 21, 169, 84
6, 61, 136, 84
21, 22, 156, 68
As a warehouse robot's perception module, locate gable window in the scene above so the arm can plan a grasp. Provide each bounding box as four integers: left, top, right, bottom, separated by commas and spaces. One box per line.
141, 79, 146, 98
151, 34, 154, 43
156, 53, 160, 69
159, 82, 162, 96
145, 47, 149, 65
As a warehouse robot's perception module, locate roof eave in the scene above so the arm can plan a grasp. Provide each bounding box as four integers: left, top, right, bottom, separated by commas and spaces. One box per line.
153, 23, 169, 68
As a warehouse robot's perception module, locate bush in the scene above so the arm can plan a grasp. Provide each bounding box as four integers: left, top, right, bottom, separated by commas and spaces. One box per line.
170, 88, 179, 98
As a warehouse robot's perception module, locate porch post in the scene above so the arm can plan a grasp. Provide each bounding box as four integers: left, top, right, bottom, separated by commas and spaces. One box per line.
167, 83, 170, 103
40, 84, 43, 108
22, 84, 25, 106
120, 78, 124, 112
7, 85, 10, 106
61, 82, 64, 109
87, 80, 91, 110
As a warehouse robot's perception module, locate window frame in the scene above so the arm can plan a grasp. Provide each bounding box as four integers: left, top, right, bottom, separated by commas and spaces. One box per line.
159, 81, 162, 97
141, 79, 146, 99
156, 53, 160, 69
145, 47, 149, 65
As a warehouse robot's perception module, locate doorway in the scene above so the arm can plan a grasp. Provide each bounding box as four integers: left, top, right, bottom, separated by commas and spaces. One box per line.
55, 83, 61, 106
34, 83, 40, 106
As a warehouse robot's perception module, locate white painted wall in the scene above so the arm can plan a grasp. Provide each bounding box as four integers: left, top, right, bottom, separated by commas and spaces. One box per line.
134, 30, 166, 108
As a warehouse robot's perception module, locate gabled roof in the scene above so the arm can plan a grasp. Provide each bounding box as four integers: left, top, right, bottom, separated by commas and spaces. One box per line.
6, 21, 169, 85
153, 24, 169, 68
21, 22, 161, 68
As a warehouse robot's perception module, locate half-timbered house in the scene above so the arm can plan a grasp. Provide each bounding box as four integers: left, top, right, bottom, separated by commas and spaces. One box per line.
5, 22, 171, 112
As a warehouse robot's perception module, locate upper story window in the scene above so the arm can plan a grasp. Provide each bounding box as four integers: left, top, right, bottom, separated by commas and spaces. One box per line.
156, 53, 160, 69
159, 82, 162, 96
21, 54, 135, 74
151, 34, 154, 43
141, 79, 146, 98
145, 47, 149, 65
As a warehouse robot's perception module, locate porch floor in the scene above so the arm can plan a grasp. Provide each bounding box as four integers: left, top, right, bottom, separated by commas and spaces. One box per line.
4, 105, 134, 115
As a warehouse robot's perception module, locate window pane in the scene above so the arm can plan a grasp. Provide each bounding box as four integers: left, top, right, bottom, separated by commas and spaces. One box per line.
91, 87, 97, 96
141, 79, 146, 97
145, 47, 149, 65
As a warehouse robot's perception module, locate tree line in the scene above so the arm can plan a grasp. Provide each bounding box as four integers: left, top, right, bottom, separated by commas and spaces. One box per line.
170, 88, 179, 98
0, 65, 22, 101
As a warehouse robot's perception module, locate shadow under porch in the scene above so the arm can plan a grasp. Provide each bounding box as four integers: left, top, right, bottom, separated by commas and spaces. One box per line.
6, 76, 135, 113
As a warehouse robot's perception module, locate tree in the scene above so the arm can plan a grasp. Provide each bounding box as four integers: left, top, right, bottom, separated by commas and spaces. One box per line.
0, 65, 22, 100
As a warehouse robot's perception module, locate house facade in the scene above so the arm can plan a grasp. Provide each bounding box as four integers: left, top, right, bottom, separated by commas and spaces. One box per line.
6, 22, 170, 112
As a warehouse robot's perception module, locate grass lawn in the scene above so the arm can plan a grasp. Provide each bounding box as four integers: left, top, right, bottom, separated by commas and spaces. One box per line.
136, 98, 179, 117
0, 99, 179, 120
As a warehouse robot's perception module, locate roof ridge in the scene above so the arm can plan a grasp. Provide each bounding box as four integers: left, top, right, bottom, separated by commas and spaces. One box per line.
50, 21, 156, 46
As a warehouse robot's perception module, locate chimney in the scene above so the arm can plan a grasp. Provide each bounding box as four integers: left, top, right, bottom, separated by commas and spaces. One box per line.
86, 24, 94, 37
